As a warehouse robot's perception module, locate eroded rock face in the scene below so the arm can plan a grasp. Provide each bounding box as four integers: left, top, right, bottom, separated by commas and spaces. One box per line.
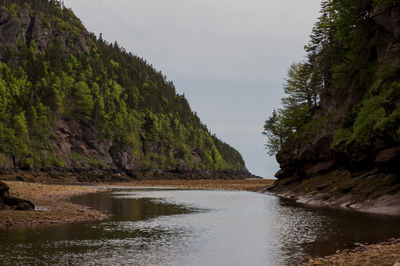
0, 12, 20, 58
0, 181, 34, 211
0, 8, 90, 60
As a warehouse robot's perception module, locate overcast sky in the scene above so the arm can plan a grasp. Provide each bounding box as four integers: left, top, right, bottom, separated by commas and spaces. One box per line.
63, 0, 322, 178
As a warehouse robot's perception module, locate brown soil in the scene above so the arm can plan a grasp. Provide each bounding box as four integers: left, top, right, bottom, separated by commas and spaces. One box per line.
106, 179, 274, 191
0, 181, 108, 228
301, 238, 400, 266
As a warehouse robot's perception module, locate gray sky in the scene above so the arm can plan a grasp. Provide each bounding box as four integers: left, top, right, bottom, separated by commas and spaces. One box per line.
63, 0, 322, 178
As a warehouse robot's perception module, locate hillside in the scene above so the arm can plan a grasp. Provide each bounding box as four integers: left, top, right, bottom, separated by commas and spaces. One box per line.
0, 0, 252, 180
263, 0, 400, 213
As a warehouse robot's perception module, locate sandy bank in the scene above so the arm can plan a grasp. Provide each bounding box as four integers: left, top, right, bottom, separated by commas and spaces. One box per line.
0, 181, 108, 228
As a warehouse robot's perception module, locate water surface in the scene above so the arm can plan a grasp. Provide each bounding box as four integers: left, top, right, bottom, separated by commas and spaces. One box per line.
1, 188, 400, 265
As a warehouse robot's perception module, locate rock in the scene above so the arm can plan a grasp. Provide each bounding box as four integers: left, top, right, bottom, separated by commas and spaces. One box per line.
274, 168, 292, 179
0, 12, 20, 58
0, 181, 34, 211
375, 147, 400, 164
3, 196, 34, 211
0, 181, 9, 197
304, 160, 336, 175
316, 184, 329, 192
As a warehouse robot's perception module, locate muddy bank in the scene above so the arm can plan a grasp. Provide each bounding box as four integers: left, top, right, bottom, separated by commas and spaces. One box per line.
0, 181, 108, 228
262, 168, 400, 216
301, 238, 400, 266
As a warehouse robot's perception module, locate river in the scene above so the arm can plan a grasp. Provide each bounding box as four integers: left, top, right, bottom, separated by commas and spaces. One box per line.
0, 188, 400, 265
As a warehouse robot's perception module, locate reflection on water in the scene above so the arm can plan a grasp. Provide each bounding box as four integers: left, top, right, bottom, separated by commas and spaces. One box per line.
0, 188, 400, 266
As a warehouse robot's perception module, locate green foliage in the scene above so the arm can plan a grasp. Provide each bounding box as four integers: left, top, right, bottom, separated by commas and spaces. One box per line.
88, 158, 105, 168
334, 80, 400, 145
349, 95, 386, 143
266, 0, 400, 154
263, 62, 321, 155
72, 81, 93, 121
0, 0, 245, 171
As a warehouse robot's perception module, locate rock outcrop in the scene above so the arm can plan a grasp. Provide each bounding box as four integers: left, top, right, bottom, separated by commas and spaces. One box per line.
267, 2, 400, 214
0, 8, 90, 60
0, 181, 34, 211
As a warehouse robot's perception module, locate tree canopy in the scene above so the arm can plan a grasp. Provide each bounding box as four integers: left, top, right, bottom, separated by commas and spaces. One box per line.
264, 0, 400, 156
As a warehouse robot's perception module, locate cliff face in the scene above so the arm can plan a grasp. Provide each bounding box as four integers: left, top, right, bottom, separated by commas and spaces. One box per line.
0, 2, 252, 179
0, 8, 90, 59
267, 2, 400, 214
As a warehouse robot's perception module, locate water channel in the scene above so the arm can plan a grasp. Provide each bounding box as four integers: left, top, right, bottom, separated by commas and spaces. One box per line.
1, 188, 399, 265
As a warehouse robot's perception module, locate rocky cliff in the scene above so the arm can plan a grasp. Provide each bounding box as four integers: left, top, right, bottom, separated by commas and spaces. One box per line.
266, 1, 400, 214
0, 1, 255, 180
0, 7, 90, 59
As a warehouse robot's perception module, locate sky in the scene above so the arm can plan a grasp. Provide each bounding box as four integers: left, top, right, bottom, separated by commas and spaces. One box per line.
63, 0, 322, 178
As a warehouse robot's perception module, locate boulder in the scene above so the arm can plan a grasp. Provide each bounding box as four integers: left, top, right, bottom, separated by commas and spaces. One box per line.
0, 181, 35, 211
0, 181, 9, 197
3, 196, 34, 211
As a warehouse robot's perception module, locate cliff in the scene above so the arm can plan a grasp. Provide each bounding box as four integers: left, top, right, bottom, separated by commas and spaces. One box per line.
265, 1, 400, 214
0, 0, 255, 180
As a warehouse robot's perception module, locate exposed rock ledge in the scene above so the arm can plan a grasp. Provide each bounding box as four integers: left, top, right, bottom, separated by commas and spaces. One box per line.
261, 168, 400, 216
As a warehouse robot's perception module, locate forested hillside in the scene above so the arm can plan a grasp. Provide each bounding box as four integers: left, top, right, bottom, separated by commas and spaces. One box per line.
264, 0, 400, 210
0, 0, 248, 178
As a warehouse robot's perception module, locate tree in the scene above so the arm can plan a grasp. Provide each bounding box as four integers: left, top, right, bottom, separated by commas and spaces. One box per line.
263, 110, 290, 156
263, 63, 322, 156
73, 81, 93, 121
282, 63, 320, 110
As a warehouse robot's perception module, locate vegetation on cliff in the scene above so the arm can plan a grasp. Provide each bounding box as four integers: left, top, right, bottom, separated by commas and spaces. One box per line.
264, 0, 399, 180
0, 0, 246, 174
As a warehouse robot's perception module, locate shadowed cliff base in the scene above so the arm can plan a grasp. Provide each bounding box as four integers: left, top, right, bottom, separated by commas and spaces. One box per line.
0, 169, 262, 184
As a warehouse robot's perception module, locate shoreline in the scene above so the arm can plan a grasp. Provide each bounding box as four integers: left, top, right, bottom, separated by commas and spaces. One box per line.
0, 179, 273, 228
262, 169, 400, 217
301, 238, 400, 265
103, 179, 274, 191
261, 189, 400, 217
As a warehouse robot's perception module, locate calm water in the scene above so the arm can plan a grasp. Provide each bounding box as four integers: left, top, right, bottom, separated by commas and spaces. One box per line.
1, 188, 400, 266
